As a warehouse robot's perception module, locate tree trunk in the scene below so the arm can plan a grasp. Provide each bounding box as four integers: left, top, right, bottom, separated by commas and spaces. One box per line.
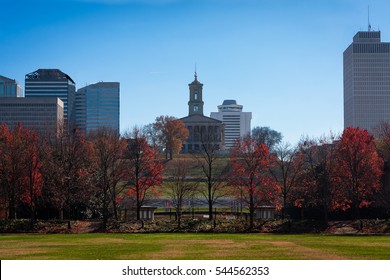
249, 194, 254, 230
282, 193, 287, 219
8, 195, 16, 220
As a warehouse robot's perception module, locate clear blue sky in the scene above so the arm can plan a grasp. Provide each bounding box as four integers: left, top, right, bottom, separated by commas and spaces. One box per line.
1, 0, 389, 145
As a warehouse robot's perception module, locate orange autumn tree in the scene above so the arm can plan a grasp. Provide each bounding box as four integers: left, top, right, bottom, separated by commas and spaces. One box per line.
230, 136, 280, 229
153, 116, 189, 160
334, 127, 383, 218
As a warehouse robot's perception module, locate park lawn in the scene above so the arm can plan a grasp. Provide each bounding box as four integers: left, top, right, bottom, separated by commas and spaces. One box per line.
0, 233, 389, 260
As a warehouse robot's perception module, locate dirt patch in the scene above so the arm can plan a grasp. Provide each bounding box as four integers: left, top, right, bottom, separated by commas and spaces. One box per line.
265, 241, 345, 260
0, 247, 55, 259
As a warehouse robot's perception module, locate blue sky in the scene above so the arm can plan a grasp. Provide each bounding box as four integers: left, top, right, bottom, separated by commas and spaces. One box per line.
1, 0, 389, 144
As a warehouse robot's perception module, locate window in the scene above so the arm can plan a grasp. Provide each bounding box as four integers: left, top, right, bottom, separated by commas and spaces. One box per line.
194, 90, 198, 100
194, 105, 199, 112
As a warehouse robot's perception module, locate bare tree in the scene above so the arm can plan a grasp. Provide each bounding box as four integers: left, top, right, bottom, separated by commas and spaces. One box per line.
194, 134, 229, 221
270, 142, 303, 219
165, 159, 198, 228
296, 134, 339, 220
89, 128, 127, 229
43, 126, 91, 227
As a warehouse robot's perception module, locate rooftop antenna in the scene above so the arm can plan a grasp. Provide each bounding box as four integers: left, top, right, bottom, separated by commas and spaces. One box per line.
368, 5, 371, 31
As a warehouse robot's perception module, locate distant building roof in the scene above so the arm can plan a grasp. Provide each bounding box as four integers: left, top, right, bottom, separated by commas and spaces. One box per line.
25, 69, 75, 84
77, 82, 120, 91
0, 75, 16, 83
222, 100, 237, 105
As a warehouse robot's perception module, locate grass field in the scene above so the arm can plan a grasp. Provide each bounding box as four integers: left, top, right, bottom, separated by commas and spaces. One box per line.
0, 233, 389, 260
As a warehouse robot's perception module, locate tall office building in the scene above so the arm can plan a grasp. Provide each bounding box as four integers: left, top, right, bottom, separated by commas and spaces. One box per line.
210, 100, 252, 149
0, 75, 23, 97
344, 30, 390, 133
76, 82, 120, 134
25, 69, 76, 126
0, 97, 64, 135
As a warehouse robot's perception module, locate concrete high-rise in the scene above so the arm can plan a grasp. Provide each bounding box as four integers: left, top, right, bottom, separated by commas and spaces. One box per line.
344, 30, 390, 133
210, 100, 252, 149
0, 97, 64, 135
0, 75, 23, 97
25, 69, 76, 126
76, 82, 120, 134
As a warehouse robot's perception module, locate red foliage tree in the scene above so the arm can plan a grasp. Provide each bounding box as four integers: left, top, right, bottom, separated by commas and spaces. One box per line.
0, 124, 43, 222
124, 129, 163, 220
334, 127, 383, 218
20, 127, 43, 224
230, 137, 280, 229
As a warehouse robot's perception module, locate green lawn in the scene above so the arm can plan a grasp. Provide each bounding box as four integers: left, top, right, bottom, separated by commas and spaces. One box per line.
0, 233, 389, 260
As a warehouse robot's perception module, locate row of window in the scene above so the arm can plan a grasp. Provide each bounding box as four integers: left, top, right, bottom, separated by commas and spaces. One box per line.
353, 43, 390, 53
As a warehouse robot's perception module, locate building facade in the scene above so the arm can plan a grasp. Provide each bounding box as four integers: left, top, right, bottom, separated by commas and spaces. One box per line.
25, 69, 76, 126
180, 74, 224, 153
0, 97, 64, 135
344, 30, 390, 133
76, 82, 120, 134
210, 100, 252, 149
0, 75, 23, 97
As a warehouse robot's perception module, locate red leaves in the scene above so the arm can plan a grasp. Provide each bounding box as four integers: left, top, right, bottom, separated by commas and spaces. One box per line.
124, 129, 163, 219
230, 137, 280, 212
334, 127, 383, 214
0, 124, 43, 219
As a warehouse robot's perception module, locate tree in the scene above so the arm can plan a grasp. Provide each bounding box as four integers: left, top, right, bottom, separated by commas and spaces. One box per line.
124, 128, 163, 220
89, 128, 127, 228
42, 127, 92, 224
165, 159, 198, 228
294, 135, 339, 220
20, 127, 43, 225
230, 136, 280, 229
153, 116, 189, 160
251, 126, 282, 152
0, 123, 23, 219
0, 124, 43, 221
334, 127, 383, 218
270, 142, 303, 219
143, 123, 160, 152
374, 122, 390, 215
194, 132, 230, 221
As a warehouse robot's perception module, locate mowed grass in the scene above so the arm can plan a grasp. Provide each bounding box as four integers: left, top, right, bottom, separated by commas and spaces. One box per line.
1, 233, 389, 260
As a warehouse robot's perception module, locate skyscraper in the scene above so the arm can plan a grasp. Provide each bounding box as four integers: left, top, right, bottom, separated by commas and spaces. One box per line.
210, 100, 252, 149
25, 69, 76, 126
344, 30, 390, 133
76, 82, 120, 134
0, 97, 64, 135
0, 75, 23, 97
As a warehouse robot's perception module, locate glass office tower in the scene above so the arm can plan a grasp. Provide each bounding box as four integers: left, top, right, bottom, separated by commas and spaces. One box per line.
25, 69, 76, 126
76, 82, 120, 134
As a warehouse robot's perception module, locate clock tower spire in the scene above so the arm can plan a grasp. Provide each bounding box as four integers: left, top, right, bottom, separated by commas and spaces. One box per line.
188, 72, 204, 116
